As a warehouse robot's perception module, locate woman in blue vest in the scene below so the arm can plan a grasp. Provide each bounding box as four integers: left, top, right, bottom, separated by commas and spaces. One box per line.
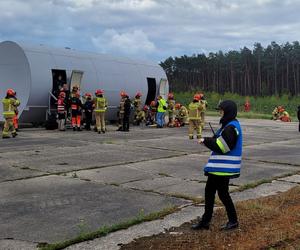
192, 100, 242, 231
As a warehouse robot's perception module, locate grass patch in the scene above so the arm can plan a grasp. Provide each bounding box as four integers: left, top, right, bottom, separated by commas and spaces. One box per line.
38, 206, 178, 250
234, 178, 272, 192
121, 186, 300, 250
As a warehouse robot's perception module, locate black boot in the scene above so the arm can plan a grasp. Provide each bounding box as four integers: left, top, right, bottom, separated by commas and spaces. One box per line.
220, 221, 239, 231
191, 220, 210, 230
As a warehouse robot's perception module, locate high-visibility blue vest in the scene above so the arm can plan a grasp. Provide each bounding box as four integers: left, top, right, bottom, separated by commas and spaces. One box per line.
204, 120, 242, 176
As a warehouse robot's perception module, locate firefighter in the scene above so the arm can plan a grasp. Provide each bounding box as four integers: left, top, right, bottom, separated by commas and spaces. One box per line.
167, 93, 176, 127
175, 103, 188, 127
199, 93, 207, 130
122, 94, 131, 132
146, 101, 156, 126
133, 92, 143, 125
117, 91, 126, 131
192, 100, 242, 231
244, 97, 251, 112
272, 106, 280, 120
2, 89, 20, 139
94, 89, 107, 133
278, 106, 291, 122
57, 92, 67, 131
83, 93, 94, 130
156, 95, 167, 128
188, 94, 203, 139
12, 91, 19, 131
70, 91, 83, 131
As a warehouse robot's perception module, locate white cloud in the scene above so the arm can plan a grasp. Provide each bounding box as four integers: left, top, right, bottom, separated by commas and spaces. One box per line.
1, 0, 300, 62
92, 29, 156, 56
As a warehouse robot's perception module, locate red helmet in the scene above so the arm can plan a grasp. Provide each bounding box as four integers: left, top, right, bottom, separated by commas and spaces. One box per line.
143, 105, 149, 111
168, 93, 174, 99
7, 88, 16, 96
120, 91, 127, 97
175, 103, 181, 109
193, 94, 201, 101
150, 101, 156, 106
95, 89, 104, 95
85, 92, 92, 98
135, 92, 142, 97
59, 92, 66, 98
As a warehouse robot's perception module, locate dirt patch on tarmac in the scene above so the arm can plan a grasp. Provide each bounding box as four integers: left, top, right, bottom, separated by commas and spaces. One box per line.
121, 186, 300, 250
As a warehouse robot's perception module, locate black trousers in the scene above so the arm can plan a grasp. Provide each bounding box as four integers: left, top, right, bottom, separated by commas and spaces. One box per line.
202, 174, 237, 223
298, 122, 300, 132
123, 115, 130, 131
85, 112, 92, 129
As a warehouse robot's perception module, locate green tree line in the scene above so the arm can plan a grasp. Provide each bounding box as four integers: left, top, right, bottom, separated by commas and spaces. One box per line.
160, 41, 300, 96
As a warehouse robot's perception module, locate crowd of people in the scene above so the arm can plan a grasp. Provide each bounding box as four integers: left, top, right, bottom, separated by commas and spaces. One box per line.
2, 86, 300, 139
1, 86, 210, 139
52, 83, 209, 136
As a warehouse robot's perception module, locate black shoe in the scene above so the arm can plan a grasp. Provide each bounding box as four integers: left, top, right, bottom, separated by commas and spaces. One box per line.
102, 130, 105, 134
12, 132, 18, 138
220, 221, 239, 231
191, 221, 210, 230
77, 127, 82, 131
73, 127, 76, 131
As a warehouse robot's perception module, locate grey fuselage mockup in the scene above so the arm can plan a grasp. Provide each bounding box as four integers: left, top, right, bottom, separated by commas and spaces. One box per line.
0, 41, 168, 123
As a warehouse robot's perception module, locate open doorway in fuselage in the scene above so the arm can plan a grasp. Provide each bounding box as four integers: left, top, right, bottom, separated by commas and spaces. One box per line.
145, 77, 157, 105
51, 69, 67, 108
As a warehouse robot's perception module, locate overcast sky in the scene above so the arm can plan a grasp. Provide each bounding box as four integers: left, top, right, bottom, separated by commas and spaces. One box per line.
1, 0, 299, 63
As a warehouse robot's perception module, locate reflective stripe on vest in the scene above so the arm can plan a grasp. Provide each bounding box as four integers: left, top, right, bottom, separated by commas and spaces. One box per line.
95, 97, 107, 112
188, 102, 201, 119
2, 98, 15, 116
204, 120, 242, 175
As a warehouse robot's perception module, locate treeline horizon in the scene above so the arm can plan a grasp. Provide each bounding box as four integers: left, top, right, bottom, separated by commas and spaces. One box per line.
160, 41, 300, 96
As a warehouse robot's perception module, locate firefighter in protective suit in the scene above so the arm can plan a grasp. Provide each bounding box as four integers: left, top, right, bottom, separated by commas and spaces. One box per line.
175, 103, 188, 127
167, 93, 176, 127
278, 106, 291, 122
94, 89, 108, 133
188, 94, 203, 139
2, 89, 20, 139
272, 106, 280, 120
133, 92, 144, 125
117, 91, 126, 131
70, 91, 83, 131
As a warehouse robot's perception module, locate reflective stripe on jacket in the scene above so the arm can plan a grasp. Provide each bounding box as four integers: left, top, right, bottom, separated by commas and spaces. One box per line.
204, 120, 242, 176
94, 97, 107, 112
2, 98, 19, 118
188, 102, 202, 120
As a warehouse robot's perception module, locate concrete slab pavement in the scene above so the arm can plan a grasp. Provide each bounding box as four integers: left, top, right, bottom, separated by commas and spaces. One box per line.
0, 117, 299, 249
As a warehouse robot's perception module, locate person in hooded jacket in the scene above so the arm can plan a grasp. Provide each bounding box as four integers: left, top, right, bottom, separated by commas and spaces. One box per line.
298, 105, 300, 132
192, 100, 242, 231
